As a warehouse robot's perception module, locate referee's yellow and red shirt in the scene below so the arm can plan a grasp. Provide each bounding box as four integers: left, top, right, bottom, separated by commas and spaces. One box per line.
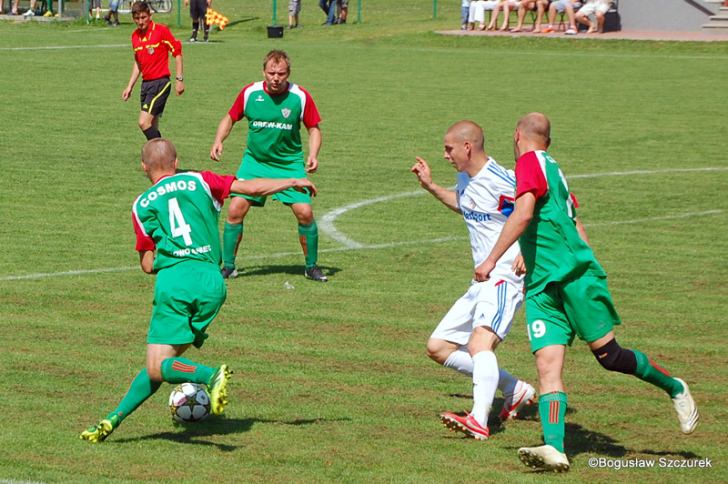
131, 21, 182, 81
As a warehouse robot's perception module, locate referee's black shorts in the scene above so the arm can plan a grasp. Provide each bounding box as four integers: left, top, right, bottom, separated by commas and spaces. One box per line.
140, 77, 171, 116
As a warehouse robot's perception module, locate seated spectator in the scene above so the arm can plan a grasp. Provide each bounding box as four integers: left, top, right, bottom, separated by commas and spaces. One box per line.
575, 0, 612, 33
468, 0, 499, 30
542, 0, 580, 34
485, 0, 522, 31
510, 0, 549, 33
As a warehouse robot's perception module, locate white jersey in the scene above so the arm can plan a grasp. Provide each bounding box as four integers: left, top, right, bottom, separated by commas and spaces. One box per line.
456, 157, 523, 287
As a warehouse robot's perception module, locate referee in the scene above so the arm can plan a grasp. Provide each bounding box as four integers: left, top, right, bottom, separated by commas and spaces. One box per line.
121, 1, 184, 140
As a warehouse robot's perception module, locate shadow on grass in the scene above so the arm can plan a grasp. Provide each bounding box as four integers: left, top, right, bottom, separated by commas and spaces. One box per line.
113, 416, 350, 451
236, 264, 341, 279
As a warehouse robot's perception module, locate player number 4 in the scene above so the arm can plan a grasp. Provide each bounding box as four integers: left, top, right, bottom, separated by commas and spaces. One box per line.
168, 197, 193, 246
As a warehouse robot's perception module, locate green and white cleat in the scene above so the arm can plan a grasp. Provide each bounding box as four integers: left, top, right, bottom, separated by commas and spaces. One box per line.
208, 364, 232, 415
80, 415, 120, 443
518, 445, 570, 472
672, 378, 698, 435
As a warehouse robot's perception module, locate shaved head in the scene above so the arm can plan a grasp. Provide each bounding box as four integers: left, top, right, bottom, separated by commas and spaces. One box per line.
446, 120, 485, 152
141, 138, 177, 173
516, 112, 551, 146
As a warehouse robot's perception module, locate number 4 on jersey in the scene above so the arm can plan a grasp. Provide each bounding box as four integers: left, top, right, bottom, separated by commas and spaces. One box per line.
168, 197, 193, 246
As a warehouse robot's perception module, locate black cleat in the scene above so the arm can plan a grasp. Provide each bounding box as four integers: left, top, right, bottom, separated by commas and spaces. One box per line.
304, 266, 328, 282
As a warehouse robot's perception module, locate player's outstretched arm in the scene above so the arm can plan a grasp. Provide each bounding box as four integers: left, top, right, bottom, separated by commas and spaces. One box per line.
411, 157, 459, 213
230, 178, 317, 198
122, 62, 141, 101
173, 55, 184, 96
210, 115, 234, 161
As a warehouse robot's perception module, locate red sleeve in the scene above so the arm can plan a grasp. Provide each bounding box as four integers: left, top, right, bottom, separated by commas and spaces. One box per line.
300, 87, 321, 128
228, 83, 254, 122
132, 212, 155, 252
201, 171, 236, 203
570, 193, 580, 208
162, 24, 182, 57
515, 151, 548, 201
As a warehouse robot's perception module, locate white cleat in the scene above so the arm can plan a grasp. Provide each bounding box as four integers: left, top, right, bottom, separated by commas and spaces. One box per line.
518, 445, 570, 472
500, 380, 537, 421
672, 378, 698, 434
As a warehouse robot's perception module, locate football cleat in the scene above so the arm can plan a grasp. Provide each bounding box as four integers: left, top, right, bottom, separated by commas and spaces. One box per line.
79, 415, 120, 443
518, 445, 570, 472
304, 265, 328, 282
221, 266, 238, 279
207, 364, 231, 415
672, 378, 699, 434
499, 380, 537, 421
440, 412, 490, 440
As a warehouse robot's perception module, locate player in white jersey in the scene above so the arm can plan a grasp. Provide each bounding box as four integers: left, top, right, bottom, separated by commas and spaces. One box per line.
411, 120, 536, 440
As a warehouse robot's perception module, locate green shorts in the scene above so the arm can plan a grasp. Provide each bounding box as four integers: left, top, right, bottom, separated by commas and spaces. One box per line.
525, 273, 621, 353
235, 153, 311, 206
147, 260, 227, 348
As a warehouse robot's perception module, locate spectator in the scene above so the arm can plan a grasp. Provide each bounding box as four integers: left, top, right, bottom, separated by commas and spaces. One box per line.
485, 0, 521, 31
104, 0, 121, 26
575, 0, 612, 33
336, 0, 348, 24
510, 0, 548, 33
17, 0, 37, 16
319, 0, 336, 25
184, 0, 210, 41
89, 0, 102, 19
542, 0, 580, 34
468, 0, 499, 30
461, 0, 471, 30
288, 0, 300, 28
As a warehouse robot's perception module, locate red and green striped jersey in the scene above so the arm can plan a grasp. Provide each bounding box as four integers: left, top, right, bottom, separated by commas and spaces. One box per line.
515, 150, 605, 294
228, 81, 321, 165
132, 171, 235, 272
131, 21, 182, 81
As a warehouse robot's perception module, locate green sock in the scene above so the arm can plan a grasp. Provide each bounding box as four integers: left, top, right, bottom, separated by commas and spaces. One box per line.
160, 357, 215, 385
106, 369, 162, 424
539, 391, 567, 453
298, 221, 319, 268
222, 222, 243, 269
632, 350, 683, 398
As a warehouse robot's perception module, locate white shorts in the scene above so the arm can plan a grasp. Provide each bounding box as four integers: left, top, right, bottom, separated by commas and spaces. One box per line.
430, 279, 523, 345
578, 0, 611, 16
468, 0, 499, 23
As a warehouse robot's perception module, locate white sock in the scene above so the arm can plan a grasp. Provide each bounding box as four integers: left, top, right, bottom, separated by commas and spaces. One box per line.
498, 368, 518, 397
471, 351, 499, 426
443, 348, 474, 376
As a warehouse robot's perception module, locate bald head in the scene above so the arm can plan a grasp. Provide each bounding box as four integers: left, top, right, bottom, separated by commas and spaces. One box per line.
446, 120, 485, 152
141, 138, 177, 181
516, 112, 551, 147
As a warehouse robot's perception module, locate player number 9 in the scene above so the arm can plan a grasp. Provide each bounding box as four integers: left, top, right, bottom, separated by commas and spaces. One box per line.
530, 320, 546, 339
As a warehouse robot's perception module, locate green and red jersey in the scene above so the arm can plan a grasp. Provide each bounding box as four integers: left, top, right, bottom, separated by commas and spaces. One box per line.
132, 171, 235, 272
131, 21, 182, 81
228, 81, 321, 165
515, 150, 605, 294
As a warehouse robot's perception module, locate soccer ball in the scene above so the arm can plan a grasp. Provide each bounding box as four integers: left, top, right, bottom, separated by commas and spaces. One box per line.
168, 383, 211, 423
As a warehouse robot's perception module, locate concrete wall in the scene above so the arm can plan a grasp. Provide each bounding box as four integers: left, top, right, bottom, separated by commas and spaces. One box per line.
618, 0, 718, 31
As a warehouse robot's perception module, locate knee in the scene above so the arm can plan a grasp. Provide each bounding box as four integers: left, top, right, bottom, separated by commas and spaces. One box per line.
146, 363, 164, 382
294, 206, 314, 225
592, 338, 637, 374
426, 339, 448, 364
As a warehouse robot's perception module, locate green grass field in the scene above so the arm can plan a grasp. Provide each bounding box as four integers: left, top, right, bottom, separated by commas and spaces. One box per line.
1, 1, 728, 482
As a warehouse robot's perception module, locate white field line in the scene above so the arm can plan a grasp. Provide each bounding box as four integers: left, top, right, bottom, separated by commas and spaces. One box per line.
0, 43, 127, 51
1, 167, 726, 281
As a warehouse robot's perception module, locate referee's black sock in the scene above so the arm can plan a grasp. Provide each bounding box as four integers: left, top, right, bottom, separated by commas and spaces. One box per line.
142, 127, 161, 140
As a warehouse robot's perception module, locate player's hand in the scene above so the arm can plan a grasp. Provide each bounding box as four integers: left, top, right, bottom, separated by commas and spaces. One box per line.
306, 155, 318, 173
210, 141, 224, 161
512, 254, 527, 276
411, 157, 433, 188
474, 259, 495, 282
175, 80, 184, 96
292, 178, 317, 197
121, 87, 132, 101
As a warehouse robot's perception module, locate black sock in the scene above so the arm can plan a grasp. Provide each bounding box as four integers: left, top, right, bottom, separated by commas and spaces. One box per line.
142, 127, 161, 140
